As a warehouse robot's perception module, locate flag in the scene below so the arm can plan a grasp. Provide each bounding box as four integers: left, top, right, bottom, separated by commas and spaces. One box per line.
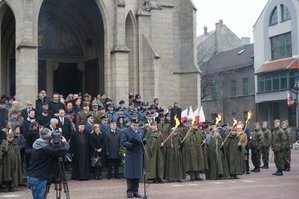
188, 106, 194, 120
181, 108, 188, 123
287, 92, 292, 108
194, 107, 200, 122
199, 106, 206, 122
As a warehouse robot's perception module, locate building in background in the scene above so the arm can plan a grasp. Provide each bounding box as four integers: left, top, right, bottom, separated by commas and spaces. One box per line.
200, 44, 255, 125
254, 0, 299, 127
0, 0, 200, 108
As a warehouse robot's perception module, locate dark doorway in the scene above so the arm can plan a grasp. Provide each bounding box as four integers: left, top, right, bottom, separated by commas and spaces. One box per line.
85, 59, 99, 97
54, 63, 82, 97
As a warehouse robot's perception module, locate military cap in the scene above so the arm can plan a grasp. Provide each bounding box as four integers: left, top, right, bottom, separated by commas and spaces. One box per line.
131, 119, 140, 125
158, 113, 165, 118
118, 107, 125, 111
87, 114, 94, 119
92, 103, 98, 107
141, 101, 149, 106
149, 104, 157, 110
119, 100, 125, 105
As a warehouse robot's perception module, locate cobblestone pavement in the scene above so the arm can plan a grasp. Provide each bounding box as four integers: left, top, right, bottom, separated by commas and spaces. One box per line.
1, 150, 299, 199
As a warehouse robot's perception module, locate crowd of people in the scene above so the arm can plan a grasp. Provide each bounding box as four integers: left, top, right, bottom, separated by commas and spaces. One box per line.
0, 90, 295, 196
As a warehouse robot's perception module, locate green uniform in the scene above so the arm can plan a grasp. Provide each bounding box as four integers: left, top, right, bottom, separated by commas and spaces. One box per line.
144, 130, 164, 181
261, 128, 272, 166
251, 129, 264, 168
283, 127, 292, 169
271, 127, 286, 171
181, 127, 204, 180
224, 134, 240, 178
164, 134, 184, 182
206, 133, 223, 180
0, 139, 23, 188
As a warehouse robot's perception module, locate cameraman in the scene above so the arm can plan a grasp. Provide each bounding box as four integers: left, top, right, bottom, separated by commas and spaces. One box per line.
27, 128, 69, 199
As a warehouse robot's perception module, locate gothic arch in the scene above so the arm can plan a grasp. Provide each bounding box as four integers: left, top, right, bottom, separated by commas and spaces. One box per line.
125, 11, 138, 93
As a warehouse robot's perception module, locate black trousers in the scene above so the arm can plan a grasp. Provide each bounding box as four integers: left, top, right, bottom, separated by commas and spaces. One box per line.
127, 178, 139, 195
108, 158, 119, 177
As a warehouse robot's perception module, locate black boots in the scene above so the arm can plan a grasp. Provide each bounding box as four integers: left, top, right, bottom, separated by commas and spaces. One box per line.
251, 167, 260, 172
283, 164, 290, 171
261, 164, 269, 169
272, 169, 283, 176
6, 182, 14, 192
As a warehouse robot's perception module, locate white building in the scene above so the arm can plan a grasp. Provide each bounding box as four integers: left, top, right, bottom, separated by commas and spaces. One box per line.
254, 0, 299, 126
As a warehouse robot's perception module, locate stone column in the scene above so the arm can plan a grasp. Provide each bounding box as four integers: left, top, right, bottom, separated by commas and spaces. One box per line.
110, 0, 129, 102
15, 0, 39, 107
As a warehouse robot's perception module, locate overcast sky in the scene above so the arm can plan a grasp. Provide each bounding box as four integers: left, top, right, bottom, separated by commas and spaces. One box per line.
193, 0, 269, 42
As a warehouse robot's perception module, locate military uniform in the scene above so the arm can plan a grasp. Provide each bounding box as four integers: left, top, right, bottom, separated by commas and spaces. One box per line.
181, 127, 205, 181
261, 128, 272, 168
283, 127, 292, 171
206, 132, 223, 180
271, 127, 286, 176
224, 133, 240, 179
250, 129, 264, 172
144, 129, 164, 182
76, 111, 92, 126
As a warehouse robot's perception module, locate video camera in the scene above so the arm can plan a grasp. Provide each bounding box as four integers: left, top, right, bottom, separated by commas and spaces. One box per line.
51, 129, 62, 148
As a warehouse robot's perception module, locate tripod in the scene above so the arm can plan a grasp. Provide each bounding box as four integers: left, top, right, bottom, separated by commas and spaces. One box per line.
44, 155, 70, 199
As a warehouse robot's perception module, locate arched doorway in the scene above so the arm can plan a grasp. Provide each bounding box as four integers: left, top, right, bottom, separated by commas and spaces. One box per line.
0, 4, 16, 96
38, 0, 104, 97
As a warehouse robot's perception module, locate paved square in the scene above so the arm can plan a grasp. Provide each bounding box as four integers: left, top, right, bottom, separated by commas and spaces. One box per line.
1, 150, 299, 199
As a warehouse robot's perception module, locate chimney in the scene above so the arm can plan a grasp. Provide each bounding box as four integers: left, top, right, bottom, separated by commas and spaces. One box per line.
219, 19, 223, 25
241, 37, 251, 45
204, 26, 208, 35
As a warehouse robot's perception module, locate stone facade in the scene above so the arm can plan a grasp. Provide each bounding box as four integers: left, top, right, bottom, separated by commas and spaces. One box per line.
253, 0, 299, 127
0, 0, 200, 109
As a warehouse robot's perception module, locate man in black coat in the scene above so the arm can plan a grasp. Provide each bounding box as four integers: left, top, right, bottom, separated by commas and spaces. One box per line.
20, 101, 35, 121
57, 109, 73, 142
49, 93, 65, 117
121, 119, 145, 198
36, 109, 51, 127
106, 121, 121, 179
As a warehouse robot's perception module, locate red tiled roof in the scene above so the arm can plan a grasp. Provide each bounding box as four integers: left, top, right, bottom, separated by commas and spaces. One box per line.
256, 57, 298, 74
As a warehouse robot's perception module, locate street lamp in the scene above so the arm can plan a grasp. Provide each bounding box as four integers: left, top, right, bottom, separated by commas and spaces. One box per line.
292, 80, 299, 127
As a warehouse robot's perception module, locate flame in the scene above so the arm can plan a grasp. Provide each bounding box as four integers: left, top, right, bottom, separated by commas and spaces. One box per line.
215, 113, 222, 125
246, 111, 252, 124
191, 115, 196, 126
174, 115, 180, 128
232, 117, 238, 127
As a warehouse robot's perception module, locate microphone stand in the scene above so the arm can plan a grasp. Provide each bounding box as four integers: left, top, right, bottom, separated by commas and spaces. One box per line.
137, 131, 149, 199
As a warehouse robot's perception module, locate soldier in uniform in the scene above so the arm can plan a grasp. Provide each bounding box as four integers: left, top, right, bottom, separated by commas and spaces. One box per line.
144, 122, 164, 183
282, 120, 292, 171
180, 121, 204, 181
222, 127, 240, 179
250, 122, 264, 172
271, 120, 286, 176
76, 103, 91, 126
261, 121, 272, 169
237, 124, 247, 174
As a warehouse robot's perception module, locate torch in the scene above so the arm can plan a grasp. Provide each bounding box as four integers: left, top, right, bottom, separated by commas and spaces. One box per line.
220, 117, 238, 148
161, 115, 180, 146
202, 113, 222, 146
180, 116, 196, 145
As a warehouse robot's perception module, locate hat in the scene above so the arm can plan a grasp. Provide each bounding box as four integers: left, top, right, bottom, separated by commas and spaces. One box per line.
87, 114, 94, 119
101, 115, 108, 120
83, 93, 90, 97
131, 112, 138, 117
149, 104, 157, 110
158, 113, 165, 118
131, 119, 140, 125
42, 109, 49, 113
145, 111, 152, 116
78, 121, 85, 126
119, 100, 125, 105
118, 107, 125, 111
129, 102, 134, 106
108, 103, 114, 108
92, 103, 98, 107
0, 99, 5, 104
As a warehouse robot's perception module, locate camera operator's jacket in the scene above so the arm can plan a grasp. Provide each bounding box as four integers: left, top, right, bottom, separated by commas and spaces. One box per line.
27, 138, 69, 180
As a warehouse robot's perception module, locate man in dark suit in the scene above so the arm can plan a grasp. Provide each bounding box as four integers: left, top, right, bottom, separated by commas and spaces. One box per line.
57, 109, 73, 142
121, 119, 145, 198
